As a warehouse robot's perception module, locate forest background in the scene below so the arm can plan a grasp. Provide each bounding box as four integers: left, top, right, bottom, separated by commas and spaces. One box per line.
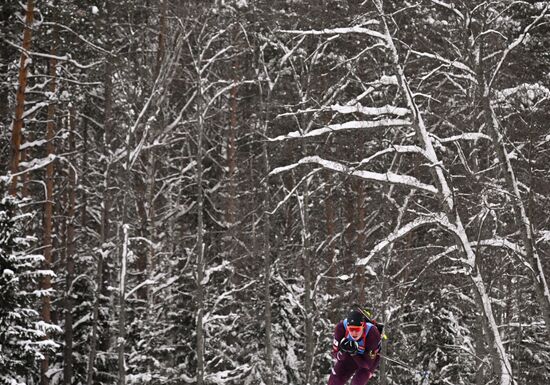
1, 1, 550, 385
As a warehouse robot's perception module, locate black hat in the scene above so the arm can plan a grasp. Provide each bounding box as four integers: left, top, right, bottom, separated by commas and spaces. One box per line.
346, 309, 365, 326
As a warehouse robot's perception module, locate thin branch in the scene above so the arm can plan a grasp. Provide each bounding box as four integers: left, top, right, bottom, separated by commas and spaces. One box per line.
487, 3, 549, 92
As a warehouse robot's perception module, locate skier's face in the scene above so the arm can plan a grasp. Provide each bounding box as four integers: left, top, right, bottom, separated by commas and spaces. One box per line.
347, 325, 363, 340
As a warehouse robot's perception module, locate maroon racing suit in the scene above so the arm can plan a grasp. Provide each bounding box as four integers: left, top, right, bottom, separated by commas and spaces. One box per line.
327, 320, 381, 385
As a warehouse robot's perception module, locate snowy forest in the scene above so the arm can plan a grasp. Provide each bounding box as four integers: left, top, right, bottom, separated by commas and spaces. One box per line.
1, 0, 550, 384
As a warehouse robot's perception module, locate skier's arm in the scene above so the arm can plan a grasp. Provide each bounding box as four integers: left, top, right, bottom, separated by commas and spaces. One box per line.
331, 321, 345, 358
352, 350, 380, 371
352, 327, 381, 371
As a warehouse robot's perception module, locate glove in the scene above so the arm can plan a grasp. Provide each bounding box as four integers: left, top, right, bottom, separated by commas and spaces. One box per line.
339, 338, 358, 355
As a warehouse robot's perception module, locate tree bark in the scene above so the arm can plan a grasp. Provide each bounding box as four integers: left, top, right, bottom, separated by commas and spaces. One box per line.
118, 225, 129, 385
324, 171, 336, 308
262, 125, 274, 385
227, 72, 238, 228
195, 74, 206, 385
87, 12, 114, 383
41, 21, 58, 385
63, 106, 77, 385
9, 0, 34, 196
354, 179, 366, 304
298, 183, 314, 385
258, 64, 274, 385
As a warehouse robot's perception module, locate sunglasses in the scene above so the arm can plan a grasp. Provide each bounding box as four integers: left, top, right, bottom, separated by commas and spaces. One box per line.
347, 325, 364, 333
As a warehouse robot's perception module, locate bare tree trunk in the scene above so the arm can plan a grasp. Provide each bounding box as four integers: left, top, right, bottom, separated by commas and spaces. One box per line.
118, 224, 129, 385
9, 0, 34, 196
474, 308, 489, 385
145, 150, 157, 313
258, 65, 274, 384
344, 185, 356, 282
143, 0, 168, 320
379, 188, 412, 385
227, 56, 239, 289
63, 106, 77, 385
227, 76, 238, 228
298, 183, 314, 385
41, 23, 58, 385
262, 125, 274, 385
87, 17, 114, 385
354, 179, 366, 304
196, 77, 206, 385
155, 0, 167, 80
324, 171, 336, 312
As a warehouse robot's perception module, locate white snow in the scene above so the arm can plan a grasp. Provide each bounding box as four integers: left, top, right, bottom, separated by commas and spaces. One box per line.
269, 119, 411, 141
271, 156, 439, 195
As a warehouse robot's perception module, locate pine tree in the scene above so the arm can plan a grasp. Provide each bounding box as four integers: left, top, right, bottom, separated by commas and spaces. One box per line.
0, 195, 58, 384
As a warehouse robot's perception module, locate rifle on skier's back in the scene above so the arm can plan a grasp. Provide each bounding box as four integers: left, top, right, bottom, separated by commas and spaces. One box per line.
353, 304, 386, 338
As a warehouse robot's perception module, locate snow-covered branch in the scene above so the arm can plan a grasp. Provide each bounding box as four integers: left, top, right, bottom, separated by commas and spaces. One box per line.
331, 103, 410, 117
269, 119, 411, 141
411, 49, 476, 76
278, 25, 387, 42
270, 156, 439, 195
7, 154, 57, 181
356, 213, 454, 266
42, 21, 113, 55
356, 145, 430, 167
431, 132, 492, 144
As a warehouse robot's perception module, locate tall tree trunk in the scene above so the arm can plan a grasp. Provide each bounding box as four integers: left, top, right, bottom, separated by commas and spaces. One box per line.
354, 179, 366, 304
118, 225, 129, 385
227, 55, 239, 288
63, 106, 77, 385
41, 22, 58, 385
379, 189, 411, 385
296, 178, 314, 385
143, 0, 168, 319
195, 77, 206, 385
9, 0, 34, 196
259, 75, 274, 385
154, 0, 166, 80
474, 311, 488, 385
261, 127, 274, 385
87, 13, 114, 384
324, 171, 336, 313
344, 184, 356, 281
145, 150, 157, 313
227, 76, 238, 228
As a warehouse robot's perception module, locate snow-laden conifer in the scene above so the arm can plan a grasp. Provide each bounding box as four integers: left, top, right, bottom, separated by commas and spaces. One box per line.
0, 196, 59, 385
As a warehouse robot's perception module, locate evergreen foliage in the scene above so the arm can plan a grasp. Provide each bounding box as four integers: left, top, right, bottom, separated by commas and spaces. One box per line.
0, 196, 57, 384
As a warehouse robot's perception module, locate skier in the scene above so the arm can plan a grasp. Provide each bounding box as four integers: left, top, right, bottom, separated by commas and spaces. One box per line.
328, 308, 382, 385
